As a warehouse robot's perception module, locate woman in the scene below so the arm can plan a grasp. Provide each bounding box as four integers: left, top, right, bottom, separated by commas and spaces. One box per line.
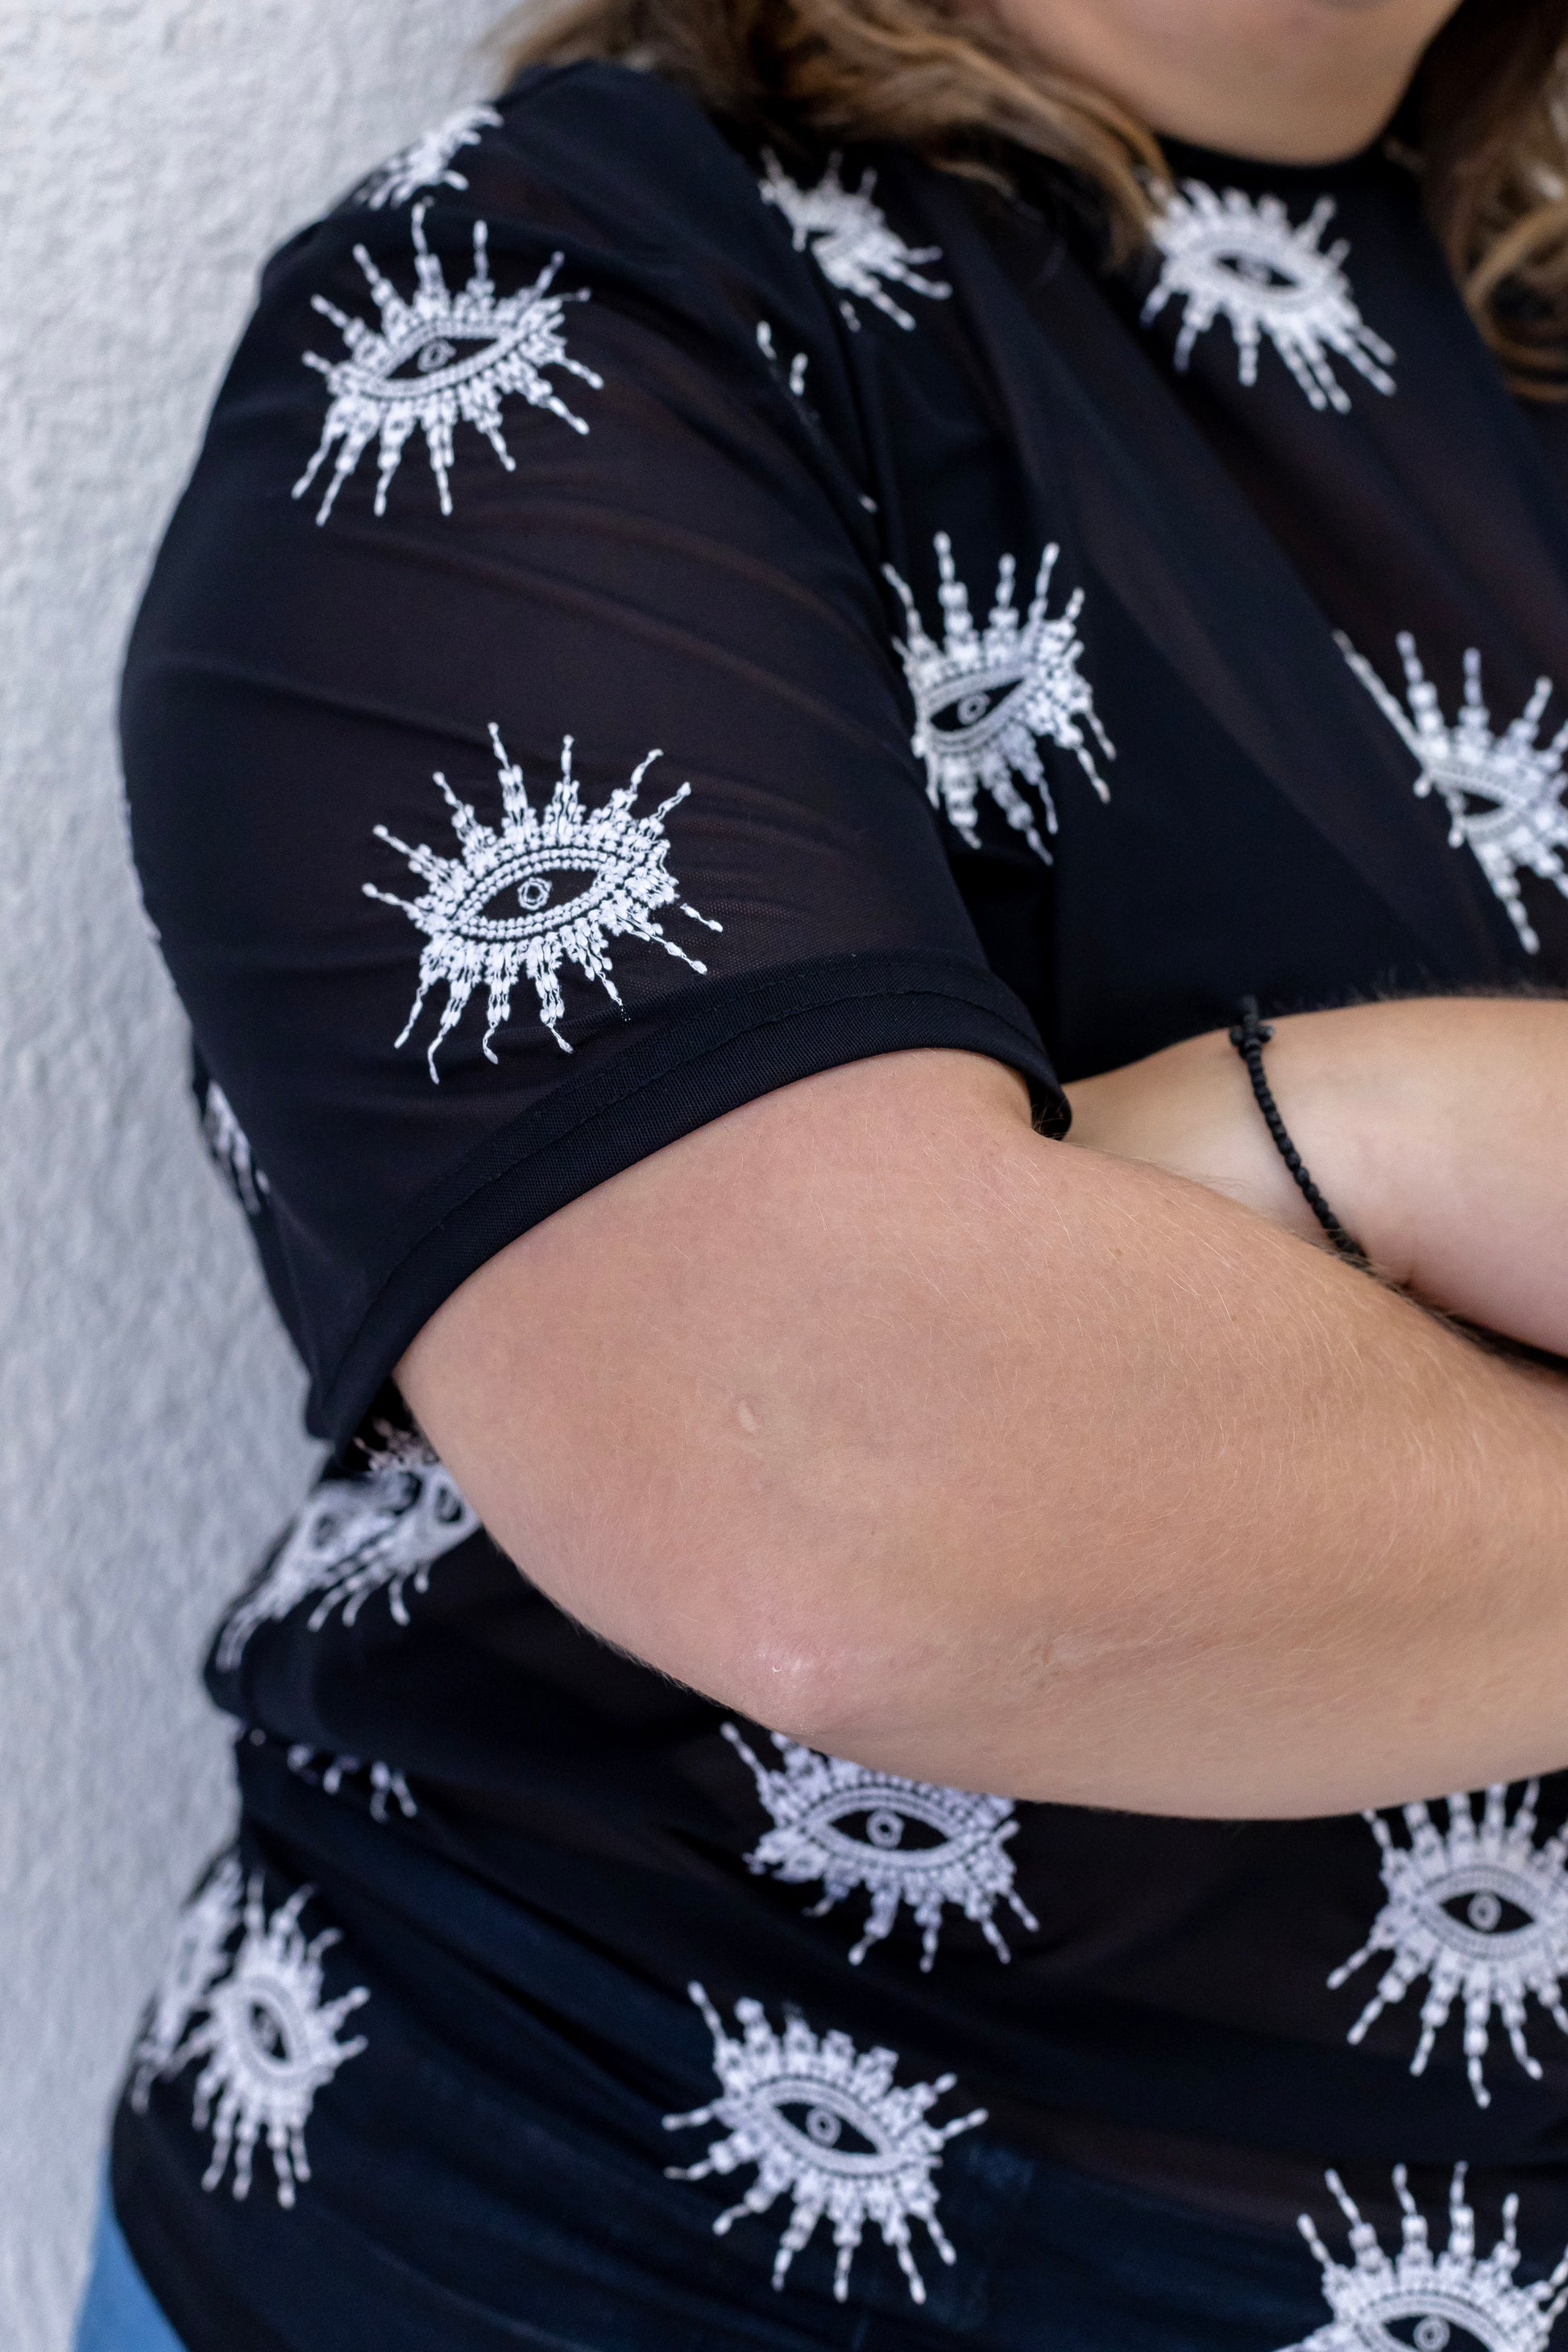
79, 1, 1568, 2345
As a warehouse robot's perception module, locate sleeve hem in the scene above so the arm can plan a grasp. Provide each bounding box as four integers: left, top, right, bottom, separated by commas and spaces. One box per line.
310, 949, 1064, 1448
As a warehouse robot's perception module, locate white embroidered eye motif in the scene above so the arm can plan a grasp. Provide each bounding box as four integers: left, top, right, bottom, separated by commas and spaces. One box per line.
664, 1984, 985, 2304
365, 726, 722, 1077
886, 533, 1113, 861
1143, 180, 1396, 413
179, 1879, 369, 2208
1283, 2165, 1568, 2352
1329, 1783, 1568, 2107
285, 1745, 418, 1823
131, 1870, 368, 2209
215, 1456, 479, 1668
1338, 633, 1568, 955
755, 318, 810, 400
724, 1725, 1038, 1969
131, 1856, 244, 2110
201, 1081, 270, 1216
293, 201, 602, 523
352, 102, 502, 211
758, 150, 950, 331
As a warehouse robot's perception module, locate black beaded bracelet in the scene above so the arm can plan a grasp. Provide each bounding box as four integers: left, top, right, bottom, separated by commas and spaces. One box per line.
1227, 998, 1371, 1271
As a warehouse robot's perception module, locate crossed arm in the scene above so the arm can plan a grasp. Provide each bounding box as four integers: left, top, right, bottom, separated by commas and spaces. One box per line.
399, 997, 1568, 1823
1066, 995, 1568, 1361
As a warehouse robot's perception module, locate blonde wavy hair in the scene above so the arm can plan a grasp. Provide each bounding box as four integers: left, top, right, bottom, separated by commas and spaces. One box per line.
500, 0, 1568, 396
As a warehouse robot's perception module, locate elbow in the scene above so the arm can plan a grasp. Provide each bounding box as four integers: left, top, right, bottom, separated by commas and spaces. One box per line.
670, 1512, 1180, 1802
680, 1544, 1039, 1777
713, 1621, 878, 1757
599, 1525, 940, 1761
620, 1562, 886, 1753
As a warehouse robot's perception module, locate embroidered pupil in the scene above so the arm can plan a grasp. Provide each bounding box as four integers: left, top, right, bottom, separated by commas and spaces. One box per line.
471, 866, 598, 923
1438, 1887, 1532, 1936
246, 1999, 291, 2063
838, 1805, 944, 1853
1379, 2311, 1491, 2352
778, 2099, 876, 2156
390, 334, 493, 381
1400, 2321, 1488, 2352
1222, 253, 1296, 292
934, 684, 1013, 734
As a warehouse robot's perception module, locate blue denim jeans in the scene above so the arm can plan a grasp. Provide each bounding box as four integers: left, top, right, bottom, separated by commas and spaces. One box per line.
74, 2193, 187, 2352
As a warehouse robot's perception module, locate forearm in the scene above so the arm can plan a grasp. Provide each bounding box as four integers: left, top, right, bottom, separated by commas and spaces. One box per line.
1067, 997, 1568, 1356
400, 1049, 1568, 1821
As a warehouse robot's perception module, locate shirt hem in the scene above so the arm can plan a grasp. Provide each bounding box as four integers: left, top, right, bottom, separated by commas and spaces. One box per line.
310, 949, 1062, 1449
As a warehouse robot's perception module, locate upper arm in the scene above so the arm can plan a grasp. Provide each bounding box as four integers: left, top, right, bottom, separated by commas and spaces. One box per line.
397, 1045, 1039, 1718
122, 66, 1061, 1470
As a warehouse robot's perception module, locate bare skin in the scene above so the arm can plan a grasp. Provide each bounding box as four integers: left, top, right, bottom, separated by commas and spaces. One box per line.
400, 1029, 1568, 1824
1066, 998, 1568, 1358
983, 0, 1464, 162
400, 4, 1568, 1824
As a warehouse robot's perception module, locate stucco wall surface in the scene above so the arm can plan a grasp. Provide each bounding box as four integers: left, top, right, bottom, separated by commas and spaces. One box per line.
0, 5, 508, 2342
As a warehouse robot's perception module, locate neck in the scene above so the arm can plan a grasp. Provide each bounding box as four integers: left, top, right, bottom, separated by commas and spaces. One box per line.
985, 0, 1462, 164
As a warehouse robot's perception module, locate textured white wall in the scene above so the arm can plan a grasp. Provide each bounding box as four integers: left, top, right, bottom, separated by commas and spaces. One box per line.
0, 5, 510, 2342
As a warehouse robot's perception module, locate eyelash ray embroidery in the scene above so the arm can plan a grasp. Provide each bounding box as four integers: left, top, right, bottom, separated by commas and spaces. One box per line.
366, 727, 720, 1078
294, 202, 601, 523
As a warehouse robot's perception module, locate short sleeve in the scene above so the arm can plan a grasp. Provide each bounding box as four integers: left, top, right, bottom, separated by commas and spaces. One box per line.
122, 64, 1064, 1450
